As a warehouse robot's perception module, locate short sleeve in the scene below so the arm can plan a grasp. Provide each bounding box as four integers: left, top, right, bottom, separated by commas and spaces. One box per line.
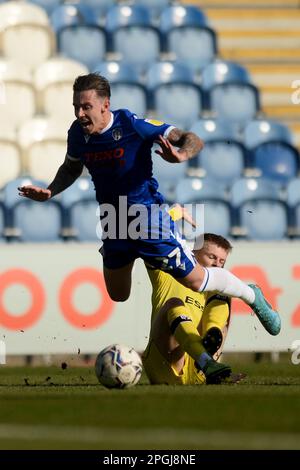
132, 116, 174, 140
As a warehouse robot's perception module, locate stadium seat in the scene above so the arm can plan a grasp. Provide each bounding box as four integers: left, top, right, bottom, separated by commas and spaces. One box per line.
80, 0, 115, 21
190, 119, 246, 188
106, 4, 161, 73
17, 117, 67, 182
0, 59, 36, 129
160, 5, 217, 72
244, 119, 293, 149
133, 0, 170, 22
0, 123, 22, 188
93, 61, 148, 116
3, 177, 62, 242
60, 177, 100, 241
34, 56, 88, 125
230, 177, 288, 240
249, 142, 299, 185
0, 200, 5, 241
30, 0, 61, 16
244, 119, 299, 184
0, 1, 55, 69
174, 177, 232, 238
201, 60, 260, 126
147, 61, 203, 129
151, 143, 188, 202
50, 3, 107, 70
287, 178, 300, 236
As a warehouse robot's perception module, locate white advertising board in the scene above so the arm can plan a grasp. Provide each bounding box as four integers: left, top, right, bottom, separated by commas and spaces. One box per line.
0, 242, 299, 354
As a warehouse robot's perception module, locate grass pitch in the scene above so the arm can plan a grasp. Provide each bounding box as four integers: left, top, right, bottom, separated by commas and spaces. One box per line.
0, 360, 300, 450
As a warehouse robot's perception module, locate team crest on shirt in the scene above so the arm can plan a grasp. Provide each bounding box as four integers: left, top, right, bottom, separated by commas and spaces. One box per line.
112, 128, 122, 141
145, 119, 164, 126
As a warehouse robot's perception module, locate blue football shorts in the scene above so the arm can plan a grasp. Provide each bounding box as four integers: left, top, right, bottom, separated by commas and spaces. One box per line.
99, 205, 196, 279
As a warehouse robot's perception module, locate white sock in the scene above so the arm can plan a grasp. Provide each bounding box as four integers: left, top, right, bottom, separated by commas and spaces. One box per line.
199, 267, 255, 305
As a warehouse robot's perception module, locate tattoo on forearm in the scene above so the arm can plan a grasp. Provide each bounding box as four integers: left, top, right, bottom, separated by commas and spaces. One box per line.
168, 129, 203, 159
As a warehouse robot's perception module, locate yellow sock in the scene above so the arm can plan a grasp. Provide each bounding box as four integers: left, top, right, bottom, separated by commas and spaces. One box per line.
167, 305, 205, 361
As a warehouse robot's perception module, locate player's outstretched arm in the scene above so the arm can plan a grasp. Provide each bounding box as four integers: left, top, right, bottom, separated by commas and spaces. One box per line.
18, 156, 84, 201
155, 128, 204, 163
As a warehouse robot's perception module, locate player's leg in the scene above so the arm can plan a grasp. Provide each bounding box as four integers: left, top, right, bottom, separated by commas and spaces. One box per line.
149, 297, 232, 384
103, 262, 135, 301
178, 264, 281, 336
199, 298, 231, 361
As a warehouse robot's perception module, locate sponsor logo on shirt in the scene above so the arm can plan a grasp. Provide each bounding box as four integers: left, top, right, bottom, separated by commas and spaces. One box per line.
144, 119, 164, 126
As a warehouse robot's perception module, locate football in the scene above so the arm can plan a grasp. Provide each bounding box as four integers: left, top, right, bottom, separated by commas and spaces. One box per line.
95, 344, 143, 389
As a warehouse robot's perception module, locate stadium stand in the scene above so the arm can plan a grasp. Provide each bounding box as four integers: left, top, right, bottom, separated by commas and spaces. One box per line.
244, 119, 300, 185
230, 177, 288, 240
147, 60, 203, 129
3, 176, 63, 242
186, 0, 300, 150
105, 4, 161, 73
160, 4, 217, 73
0, 0, 298, 243
33, 56, 88, 125
17, 116, 66, 181
0, 1, 55, 69
50, 3, 107, 70
151, 143, 188, 202
0, 58, 36, 129
201, 59, 260, 128
59, 177, 100, 241
189, 118, 246, 188
0, 123, 22, 188
93, 61, 148, 116
174, 177, 232, 238
287, 178, 300, 237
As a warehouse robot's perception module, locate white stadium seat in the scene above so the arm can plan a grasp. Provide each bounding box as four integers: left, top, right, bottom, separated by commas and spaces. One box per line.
18, 116, 68, 182
34, 56, 88, 125
0, 58, 36, 129
0, 1, 55, 69
0, 123, 21, 189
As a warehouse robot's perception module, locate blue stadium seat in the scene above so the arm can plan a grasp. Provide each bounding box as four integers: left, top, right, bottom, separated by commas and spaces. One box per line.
3, 177, 62, 242
249, 142, 299, 185
106, 4, 161, 73
0, 200, 5, 241
244, 119, 293, 149
174, 177, 232, 237
80, 0, 115, 20
147, 61, 203, 129
160, 5, 217, 72
94, 61, 147, 116
244, 119, 299, 184
190, 119, 246, 188
287, 178, 300, 236
60, 177, 100, 241
50, 3, 107, 70
231, 177, 288, 240
134, 0, 170, 22
202, 60, 260, 126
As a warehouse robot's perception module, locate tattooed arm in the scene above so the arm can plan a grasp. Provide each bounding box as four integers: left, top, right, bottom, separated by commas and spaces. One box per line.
155, 128, 204, 163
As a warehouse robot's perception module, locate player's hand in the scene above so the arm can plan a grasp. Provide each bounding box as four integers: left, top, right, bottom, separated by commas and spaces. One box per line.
18, 185, 51, 202
155, 135, 187, 163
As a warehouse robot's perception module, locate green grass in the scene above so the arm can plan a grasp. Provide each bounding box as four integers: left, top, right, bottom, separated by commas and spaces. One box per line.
0, 361, 300, 449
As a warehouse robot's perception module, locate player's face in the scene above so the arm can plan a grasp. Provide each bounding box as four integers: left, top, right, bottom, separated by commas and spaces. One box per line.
194, 242, 229, 268
73, 89, 110, 134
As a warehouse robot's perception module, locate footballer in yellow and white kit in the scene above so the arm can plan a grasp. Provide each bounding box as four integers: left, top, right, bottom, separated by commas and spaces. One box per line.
143, 233, 232, 385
